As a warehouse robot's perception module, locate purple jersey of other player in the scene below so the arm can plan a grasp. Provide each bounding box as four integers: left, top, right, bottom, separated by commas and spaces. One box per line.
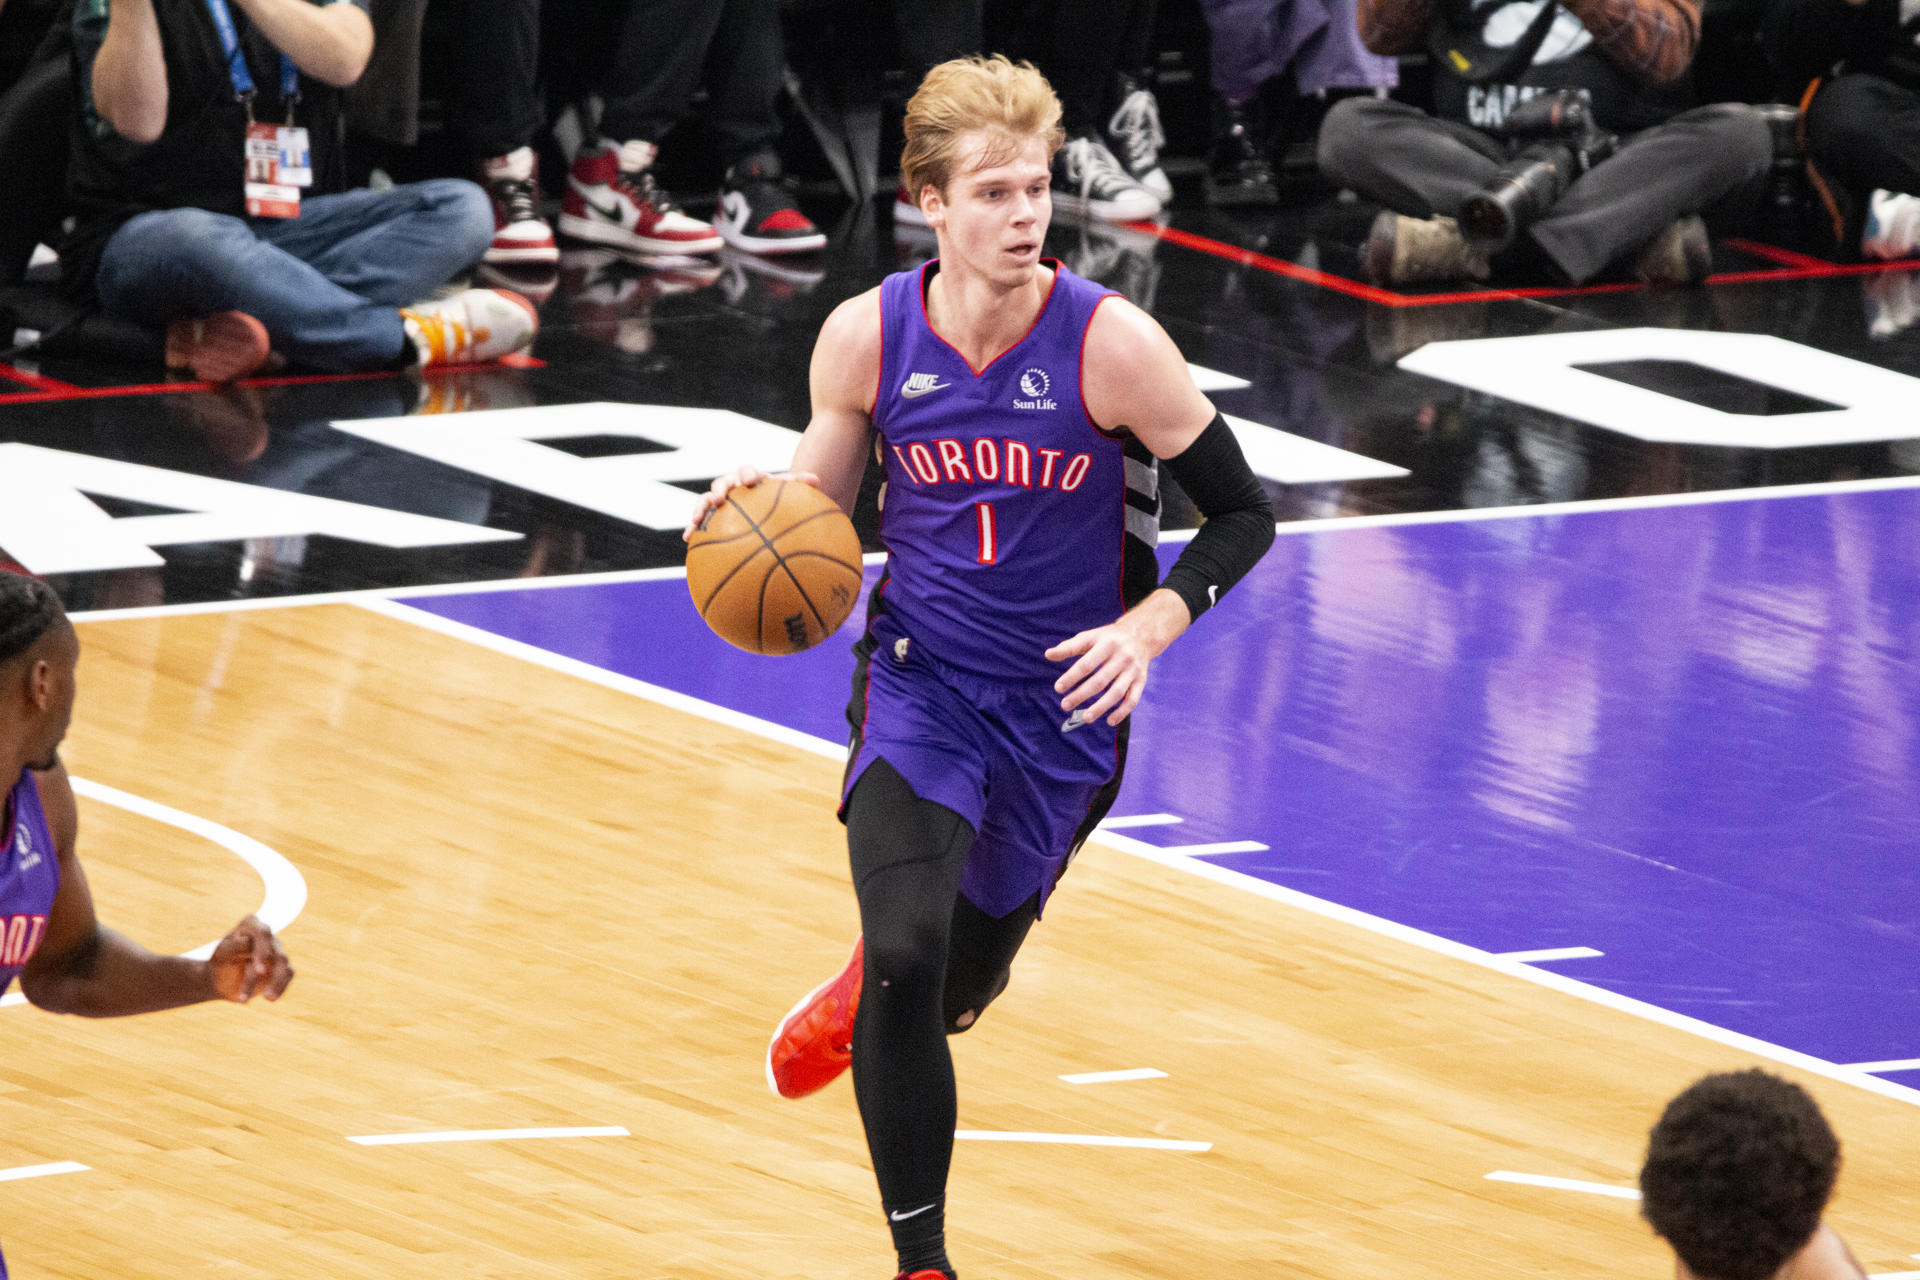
869, 259, 1162, 683
0, 769, 60, 999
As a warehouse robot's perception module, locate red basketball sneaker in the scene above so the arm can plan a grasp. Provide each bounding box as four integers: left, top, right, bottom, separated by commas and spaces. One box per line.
559, 140, 723, 256
766, 935, 863, 1098
894, 1272, 953, 1280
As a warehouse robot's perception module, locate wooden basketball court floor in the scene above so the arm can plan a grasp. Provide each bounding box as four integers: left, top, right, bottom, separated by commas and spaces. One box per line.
9, 199, 1920, 1277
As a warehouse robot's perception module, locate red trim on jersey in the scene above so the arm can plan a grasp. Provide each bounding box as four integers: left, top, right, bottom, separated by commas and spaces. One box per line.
915, 258, 1062, 377
1077, 292, 1128, 442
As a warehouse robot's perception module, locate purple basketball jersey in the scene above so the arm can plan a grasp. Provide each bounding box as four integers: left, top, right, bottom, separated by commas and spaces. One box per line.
869, 259, 1161, 683
0, 770, 60, 998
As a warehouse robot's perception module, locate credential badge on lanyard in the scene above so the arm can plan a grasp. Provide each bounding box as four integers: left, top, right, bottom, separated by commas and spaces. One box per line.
207, 0, 310, 218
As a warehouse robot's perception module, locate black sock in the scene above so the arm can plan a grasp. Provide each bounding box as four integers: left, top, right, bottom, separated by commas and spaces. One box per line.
885, 1196, 952, 1277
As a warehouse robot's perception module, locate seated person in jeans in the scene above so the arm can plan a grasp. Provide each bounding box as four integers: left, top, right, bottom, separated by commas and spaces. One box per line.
65, 0, 535, 382
1766, 0, 1920, 259
1317, 0, 1772, 286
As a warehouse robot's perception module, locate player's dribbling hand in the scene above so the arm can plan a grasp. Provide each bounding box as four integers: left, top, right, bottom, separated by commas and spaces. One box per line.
208, 915, 294, 1004
683, 467, 824, 541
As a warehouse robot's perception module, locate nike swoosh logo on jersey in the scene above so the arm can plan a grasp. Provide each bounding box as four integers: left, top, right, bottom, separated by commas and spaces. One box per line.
1061, 708, 1089, 733
889, 1203, 937, 1222
901, 373, 950, 398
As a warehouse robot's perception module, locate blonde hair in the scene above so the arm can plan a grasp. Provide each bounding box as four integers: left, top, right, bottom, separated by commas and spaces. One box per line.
900, 56, 1065, 205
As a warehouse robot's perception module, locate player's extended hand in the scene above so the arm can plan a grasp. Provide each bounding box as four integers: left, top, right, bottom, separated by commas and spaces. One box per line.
1046, 592, 1192, 727
682, 467, 824, 541
207, 915, 294, 1004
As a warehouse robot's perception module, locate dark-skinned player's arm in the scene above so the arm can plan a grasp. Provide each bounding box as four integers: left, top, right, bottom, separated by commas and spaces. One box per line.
1046, 297, 1275, 726
683, 288, 881, 539
18, 762, 293, 1016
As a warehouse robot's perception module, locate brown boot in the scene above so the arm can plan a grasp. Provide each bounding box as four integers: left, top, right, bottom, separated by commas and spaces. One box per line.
1362, 211, 1492, 286
1629, 215, 1712, 287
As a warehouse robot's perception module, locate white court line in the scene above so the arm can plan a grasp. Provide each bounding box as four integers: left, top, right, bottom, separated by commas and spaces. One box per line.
2, 778, 307, 1009
1844, 1058, 1920, 1074
1060, 1068, 1169, 1085
1485, 1171, 1639, 1200
359, 598, 1920, 1113
1871, 1272, 1920, 1279
70, 472, 1920, 622
956, 1130, 1210, 1152
0, 1161, 89, 1183
1097, 814, 1185, 830
348, 1126, 630, 1147
1498, 947, 1605, 963
1160, 841, 1268, 856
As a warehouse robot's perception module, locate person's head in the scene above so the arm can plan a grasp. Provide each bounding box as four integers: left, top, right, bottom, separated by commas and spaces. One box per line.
1640, 1070, 1841, 1280
0, 574, 77, 773
900, 56, 1064, 285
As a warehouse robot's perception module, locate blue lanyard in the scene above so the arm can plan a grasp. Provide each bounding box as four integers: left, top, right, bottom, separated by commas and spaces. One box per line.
203, 0, 299, 111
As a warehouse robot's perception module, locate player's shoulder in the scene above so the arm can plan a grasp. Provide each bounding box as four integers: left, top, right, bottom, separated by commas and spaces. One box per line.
27, 763, 78, 857
811, 287, 884, 406
1083, 292, 1183, 385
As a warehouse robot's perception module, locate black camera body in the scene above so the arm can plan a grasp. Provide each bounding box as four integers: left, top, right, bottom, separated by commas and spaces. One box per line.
1461, 90, 1619, 252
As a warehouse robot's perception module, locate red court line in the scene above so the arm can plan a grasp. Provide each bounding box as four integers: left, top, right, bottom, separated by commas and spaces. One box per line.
0, 362, 80, 393
1135, 222, 1920, 307
0, 356, 548, 406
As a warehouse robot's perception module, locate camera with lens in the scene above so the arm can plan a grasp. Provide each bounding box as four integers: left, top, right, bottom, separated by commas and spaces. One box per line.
1460, 90, 1618, 252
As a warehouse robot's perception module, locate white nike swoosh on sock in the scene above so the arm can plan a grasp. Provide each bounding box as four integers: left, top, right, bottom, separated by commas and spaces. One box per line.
889, 1203, 937, 1222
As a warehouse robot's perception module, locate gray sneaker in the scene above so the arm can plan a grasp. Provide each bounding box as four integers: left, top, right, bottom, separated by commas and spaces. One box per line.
1362, 211, 1491, 286
1628, 215, 1712, 286
1053, 135, 1163, 223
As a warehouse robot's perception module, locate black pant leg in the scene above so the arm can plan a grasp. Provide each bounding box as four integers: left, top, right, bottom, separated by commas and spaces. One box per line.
701, 0, 785, 166
450, 0, 542, 156
1316, 96, 1506, 219
1805, 72, 1920, 199
1529, 102, 1771, 285
1030, 0, 1136, 137
598, 0, 726, 144
896, 0, 985, 81
942, 892, 1038, 1031
847, 759, 977, 1215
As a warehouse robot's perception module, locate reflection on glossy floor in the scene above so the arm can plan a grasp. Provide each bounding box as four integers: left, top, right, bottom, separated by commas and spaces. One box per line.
0, 604, 1911, 1280
6, 193, 1920, 1277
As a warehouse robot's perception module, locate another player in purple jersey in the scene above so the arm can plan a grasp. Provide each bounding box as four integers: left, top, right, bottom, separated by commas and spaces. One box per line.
0, 574, 293, 1280
685, 57, 1274, 1280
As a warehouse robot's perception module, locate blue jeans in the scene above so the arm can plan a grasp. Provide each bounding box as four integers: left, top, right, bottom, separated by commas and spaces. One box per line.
95, 180, 494, 372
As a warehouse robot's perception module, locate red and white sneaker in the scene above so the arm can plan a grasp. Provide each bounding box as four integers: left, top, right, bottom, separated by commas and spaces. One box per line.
399, 288, 538, 367
481, 146, 559, 265
164, 310, 271, 382
559, 139, 723, 255
715, 153, 826, 255
766, 935, 862, 1099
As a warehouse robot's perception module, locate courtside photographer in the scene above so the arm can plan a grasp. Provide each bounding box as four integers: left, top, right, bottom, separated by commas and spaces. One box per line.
1317, 0, 1772, 286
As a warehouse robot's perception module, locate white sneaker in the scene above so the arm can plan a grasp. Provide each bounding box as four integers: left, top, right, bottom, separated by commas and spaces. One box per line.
399, 288, 538, 367
559, 140, 724, 255
1861, 189, 1920, 261
1052, 135, 1163, 223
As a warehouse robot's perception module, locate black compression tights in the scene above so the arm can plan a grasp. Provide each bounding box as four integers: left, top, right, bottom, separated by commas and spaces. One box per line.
847, 760, 1039, 1232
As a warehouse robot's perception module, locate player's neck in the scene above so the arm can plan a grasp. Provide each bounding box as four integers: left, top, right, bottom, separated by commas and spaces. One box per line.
925, 260, 1052, 372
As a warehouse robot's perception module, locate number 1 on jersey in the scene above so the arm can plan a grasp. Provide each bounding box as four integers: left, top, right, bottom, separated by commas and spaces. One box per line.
975, 501, 997, 564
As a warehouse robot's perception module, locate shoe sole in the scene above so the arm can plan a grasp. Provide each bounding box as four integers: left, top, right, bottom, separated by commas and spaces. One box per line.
557, 212, 723, 256
719, 228, 828, 255
166, 311, 271, 383
1051, 191, 1163, 223
764, 937, 860, 1098
484, 243, 561, 265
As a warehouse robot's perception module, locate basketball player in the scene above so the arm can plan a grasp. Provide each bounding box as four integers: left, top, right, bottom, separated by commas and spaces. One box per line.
1641, 1070, 1865, 1280
685, 56, 1275, 1280
0, 574, 293, 1279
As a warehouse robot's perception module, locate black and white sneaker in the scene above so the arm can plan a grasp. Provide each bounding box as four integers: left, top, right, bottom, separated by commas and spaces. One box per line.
716, 153, 827, 255
1052, 135, 1163, 223
1105, 73, 1173, 204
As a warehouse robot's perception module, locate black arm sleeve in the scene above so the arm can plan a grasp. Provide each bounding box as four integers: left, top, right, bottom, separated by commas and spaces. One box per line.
1157, 412, 1275, 623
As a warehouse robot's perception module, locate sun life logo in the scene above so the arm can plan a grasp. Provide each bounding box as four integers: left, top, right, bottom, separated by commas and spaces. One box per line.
1015, 367, 1056, 410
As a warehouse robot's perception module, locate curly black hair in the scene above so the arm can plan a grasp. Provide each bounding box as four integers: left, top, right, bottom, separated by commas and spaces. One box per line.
1640, 1070, 1840, 1280
0, 572, 63, 666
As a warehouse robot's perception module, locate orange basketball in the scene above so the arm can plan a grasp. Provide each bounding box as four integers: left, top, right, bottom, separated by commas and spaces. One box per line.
686, 479, 865, 654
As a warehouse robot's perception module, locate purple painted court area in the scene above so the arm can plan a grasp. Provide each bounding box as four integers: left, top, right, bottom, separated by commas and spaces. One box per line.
406, 486, 1920, 1071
